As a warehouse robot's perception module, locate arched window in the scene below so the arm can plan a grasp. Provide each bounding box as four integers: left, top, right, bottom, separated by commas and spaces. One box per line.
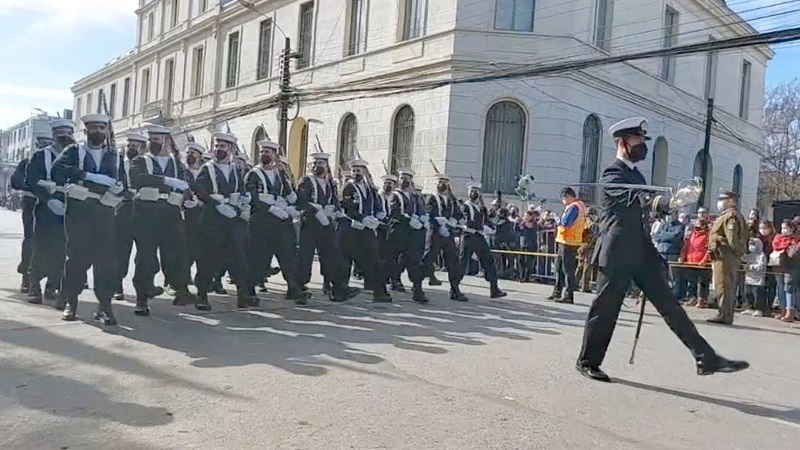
338, 113, 358, 175
251, 126, 267, 162
733, 164, 743, 197
391, 105, 415, 174
651, 136, 669, 186
693, 150, 714, 209
481, 100, 526, 193
580, 114, 602, 202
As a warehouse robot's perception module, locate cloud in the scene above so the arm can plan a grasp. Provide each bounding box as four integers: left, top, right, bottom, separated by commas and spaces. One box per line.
0, 0, 138, 36
0, 83, 72, 129
0, 84, 72, 102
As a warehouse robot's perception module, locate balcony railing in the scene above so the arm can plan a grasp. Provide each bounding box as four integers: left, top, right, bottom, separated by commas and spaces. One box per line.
142, 100, 174, 121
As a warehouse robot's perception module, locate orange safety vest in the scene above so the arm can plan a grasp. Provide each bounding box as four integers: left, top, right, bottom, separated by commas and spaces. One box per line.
556, 200, 587, 246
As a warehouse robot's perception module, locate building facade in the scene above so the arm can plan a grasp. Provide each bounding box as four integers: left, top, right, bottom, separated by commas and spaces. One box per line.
72, 0, 769, 210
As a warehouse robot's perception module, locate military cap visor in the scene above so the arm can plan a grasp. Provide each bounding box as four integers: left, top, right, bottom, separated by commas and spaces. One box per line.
609, 117, 651, 141
717, 189, 739, 200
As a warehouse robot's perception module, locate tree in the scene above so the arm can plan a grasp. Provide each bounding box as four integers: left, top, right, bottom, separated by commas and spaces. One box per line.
758, 78, 800, 212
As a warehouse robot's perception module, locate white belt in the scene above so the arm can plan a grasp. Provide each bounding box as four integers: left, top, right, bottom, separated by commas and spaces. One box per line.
37, 180, 65, 195
136, 190, 183, 206
65, 184, 123, 208
22, 191, 36, 198
464, 227, 479, 234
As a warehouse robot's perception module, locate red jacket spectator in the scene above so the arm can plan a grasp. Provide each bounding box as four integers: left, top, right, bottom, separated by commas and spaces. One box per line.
681, 223, 710, 264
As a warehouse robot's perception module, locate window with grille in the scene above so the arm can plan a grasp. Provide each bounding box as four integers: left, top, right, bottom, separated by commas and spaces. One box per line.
257, 19, 273, 80
226, 31, 240, 88
593, 0, 614, 51
297, 2, 315, 69
109, 84, 117, 118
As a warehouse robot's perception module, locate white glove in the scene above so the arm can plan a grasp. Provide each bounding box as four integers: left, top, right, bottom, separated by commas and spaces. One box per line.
269, 205, 289, 220
84, 172, 116, 187
163, 177, 189, 191
315, 209, 330, 226
435, 216, 448, 226
362, 216, 379, 230
448, 218, 458, 228
260, 194, 276, 205
409, 217, 423, 230
310, 202, 323, 211
439, 225, 450, 238
482, 225, 495, 235
286, 192, 297, 204
274, 196, 288, 209
240, 193, 252, 206
376, 211, 387, 220
324, 204, 336, 217
411, 214, 419, 221
215, 203, 237, 218
47, 199, 65, 216
108, 181, 124, 195
285, 205, 302, 218
183, 199, 198, 208
420, 214, 429, 224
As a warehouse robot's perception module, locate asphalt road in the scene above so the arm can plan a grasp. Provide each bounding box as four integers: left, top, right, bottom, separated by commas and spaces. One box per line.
0, 209, 798, 450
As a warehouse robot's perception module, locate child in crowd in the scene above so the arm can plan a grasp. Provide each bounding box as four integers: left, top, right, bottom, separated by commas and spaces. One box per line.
742, 237, 768, 317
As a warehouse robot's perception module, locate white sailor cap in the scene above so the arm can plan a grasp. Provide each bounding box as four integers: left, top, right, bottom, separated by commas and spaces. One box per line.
125, 131, 148, 143
144, 124, 171, 136
257, 139, 280, 151
608, 117, 651, 141
348, 159, 368, 168
50, 119, 75, 131
80, 114, 111, 126
185, 142, 206, 154
434, 173, 450, 181
310, 152, 330, 161
398, 169, 415, 178
33, 131, 54, 140
202, 152, 213, 160
212, 132, 237, 144
381, 174, 398, 183
467, 181, 482, 191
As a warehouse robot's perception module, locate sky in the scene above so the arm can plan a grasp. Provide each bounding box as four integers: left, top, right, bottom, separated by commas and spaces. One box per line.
0, 0, 798, 130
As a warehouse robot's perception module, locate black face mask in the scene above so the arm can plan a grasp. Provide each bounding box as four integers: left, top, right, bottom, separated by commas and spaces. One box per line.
354, 173, 364, 182
260, 155, 272, 165
87, 132, 105, 146
314, 166, 326, 176
149, 142, 163, 154
437, 183, 448, 193
56, 136, 74, 148
186, 155, 197, 166
126, 148, 139, 159
383, 183, 393, 194
469, 192, 480, 201
626, 142, 648, 163
400, 180, 411, 190
215, 150, 228, 161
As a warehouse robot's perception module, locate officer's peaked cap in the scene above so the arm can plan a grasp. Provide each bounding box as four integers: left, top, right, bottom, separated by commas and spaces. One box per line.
608, 117, 651, 141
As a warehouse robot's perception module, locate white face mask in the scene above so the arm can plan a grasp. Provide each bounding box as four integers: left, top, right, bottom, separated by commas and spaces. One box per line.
716, 200, 726, 211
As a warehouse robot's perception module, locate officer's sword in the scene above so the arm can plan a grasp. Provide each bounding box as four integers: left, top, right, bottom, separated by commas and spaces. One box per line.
571, 182, 673, 192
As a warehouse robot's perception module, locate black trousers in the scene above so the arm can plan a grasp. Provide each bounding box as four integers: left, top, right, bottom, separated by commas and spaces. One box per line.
183, 208, 202, 269
132, 203, 190, 298
114, 202, 136, 292
578, 263, 716, 368
29, 204, 65, 286
297, 219, 342, 286
423, 229, 461, 286
459, 233, 498, 283
386, 226, 425, 286
18, 197, 36, 275
61, 199, 117, 306
342, 225, 389, 292
194, 210, 249, 294
553, 243, 579, 296
248, 213, 300, 290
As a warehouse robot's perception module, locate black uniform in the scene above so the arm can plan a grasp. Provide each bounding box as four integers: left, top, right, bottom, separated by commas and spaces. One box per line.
340, 179, 392, 300
459, 200, 506, 297
25, 146, 67, 301
52, 143, 127, 324
245, 165, 307, 301
376, 191, 395, 285
422, 191, 466, 300
129, 153, 196, 313
114, 156, 137, 297
386, 189, 427, 302
577, 159, 721, 377
191, 161, 255, 309
183, 167, 203, 271
10, 159, 36, 292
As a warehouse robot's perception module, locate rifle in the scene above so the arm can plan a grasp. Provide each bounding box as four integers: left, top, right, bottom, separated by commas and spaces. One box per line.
99, 91, 115, 151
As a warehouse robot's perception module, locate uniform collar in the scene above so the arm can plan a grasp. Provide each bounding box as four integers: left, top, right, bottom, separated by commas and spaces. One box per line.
616, 157, 635, 170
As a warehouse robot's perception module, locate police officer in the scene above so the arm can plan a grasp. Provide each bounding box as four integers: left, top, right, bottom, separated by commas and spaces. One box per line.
386, 169, 428, 303
191, 131, 257, 310
706, 190, 748, 325
422, 173, 467, 301
10, 152, 38, 294
340, 159, 393, 302
245, 140, 310, 303
114, 131, 148, 300
128, 124, 199, 315
576, 117, 748, 381
52, 114, 127, 325
25, 121, 75, 303
547, 187, 587, 304
459, 182, 507, 299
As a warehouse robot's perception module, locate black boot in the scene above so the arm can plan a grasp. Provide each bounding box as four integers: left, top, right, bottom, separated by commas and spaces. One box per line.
173, 287, 200, 306
43, 283, 57, 301
449, 285, 468, 302
390, 280, 406, 292
286, 285, 312, 305
372, 286, 392, 303
26, 284, 43, 305
93, 301, 117, 325
490, 282, 507, 299
113, 283, 125, 300
195, 292, 211, 311
212, 279, 227, 295
236, 290, 259, 308
546, 291, 561, 301
20, 273, 30, 294
61, 298, 77, 321
412, 284, 429, 304
428, 273, 443, 286
134, 297, 150, 316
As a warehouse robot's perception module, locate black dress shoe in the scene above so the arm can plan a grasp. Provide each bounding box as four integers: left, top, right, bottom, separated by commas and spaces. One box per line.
705, 315, 733, 325
576, 363, 611, 382
696, 357, 750, 376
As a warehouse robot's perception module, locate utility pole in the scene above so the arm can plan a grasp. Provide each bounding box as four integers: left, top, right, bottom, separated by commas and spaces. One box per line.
277, 37, 292, 156
697, 97, 714, 210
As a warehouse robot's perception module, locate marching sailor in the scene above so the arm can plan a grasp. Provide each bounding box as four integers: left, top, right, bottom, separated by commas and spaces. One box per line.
296, 152, 359, 302
52, 114, 127, 324
128, 124, 199, 315
423, 173, 468, 301
182, 142, 206, 275
25, 121, 74, 303
113, 130, 148, 300
386, 169, 429, 303
340, 159, 393, 302
377, 174, 397, 288
10, 153, 39, 294
191, 131, 258, 310
245, 140, 310, 303
460, 182, 508, 299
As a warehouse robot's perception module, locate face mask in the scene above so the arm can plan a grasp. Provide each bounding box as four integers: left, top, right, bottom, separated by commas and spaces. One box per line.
716, 200, 726, 212
186, 155, 197, 166
354, 173, 364, 182
87, 132, 105, 146
469, 192, 480, 201
314, 166, 326, 176
782, 229, 791, 236
149, 142, 163, 154
215, 150, 228, 161
260, 154, 272, 165
126, 148, 139, 159
400, 180, 411, 189
626, 142, 648, 163
56, 136, 74, 148
383, 184, 393, 193
748, 245, 757, 252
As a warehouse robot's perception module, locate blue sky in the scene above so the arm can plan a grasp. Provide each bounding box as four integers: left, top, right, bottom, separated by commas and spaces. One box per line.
0, 0, 797, 129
